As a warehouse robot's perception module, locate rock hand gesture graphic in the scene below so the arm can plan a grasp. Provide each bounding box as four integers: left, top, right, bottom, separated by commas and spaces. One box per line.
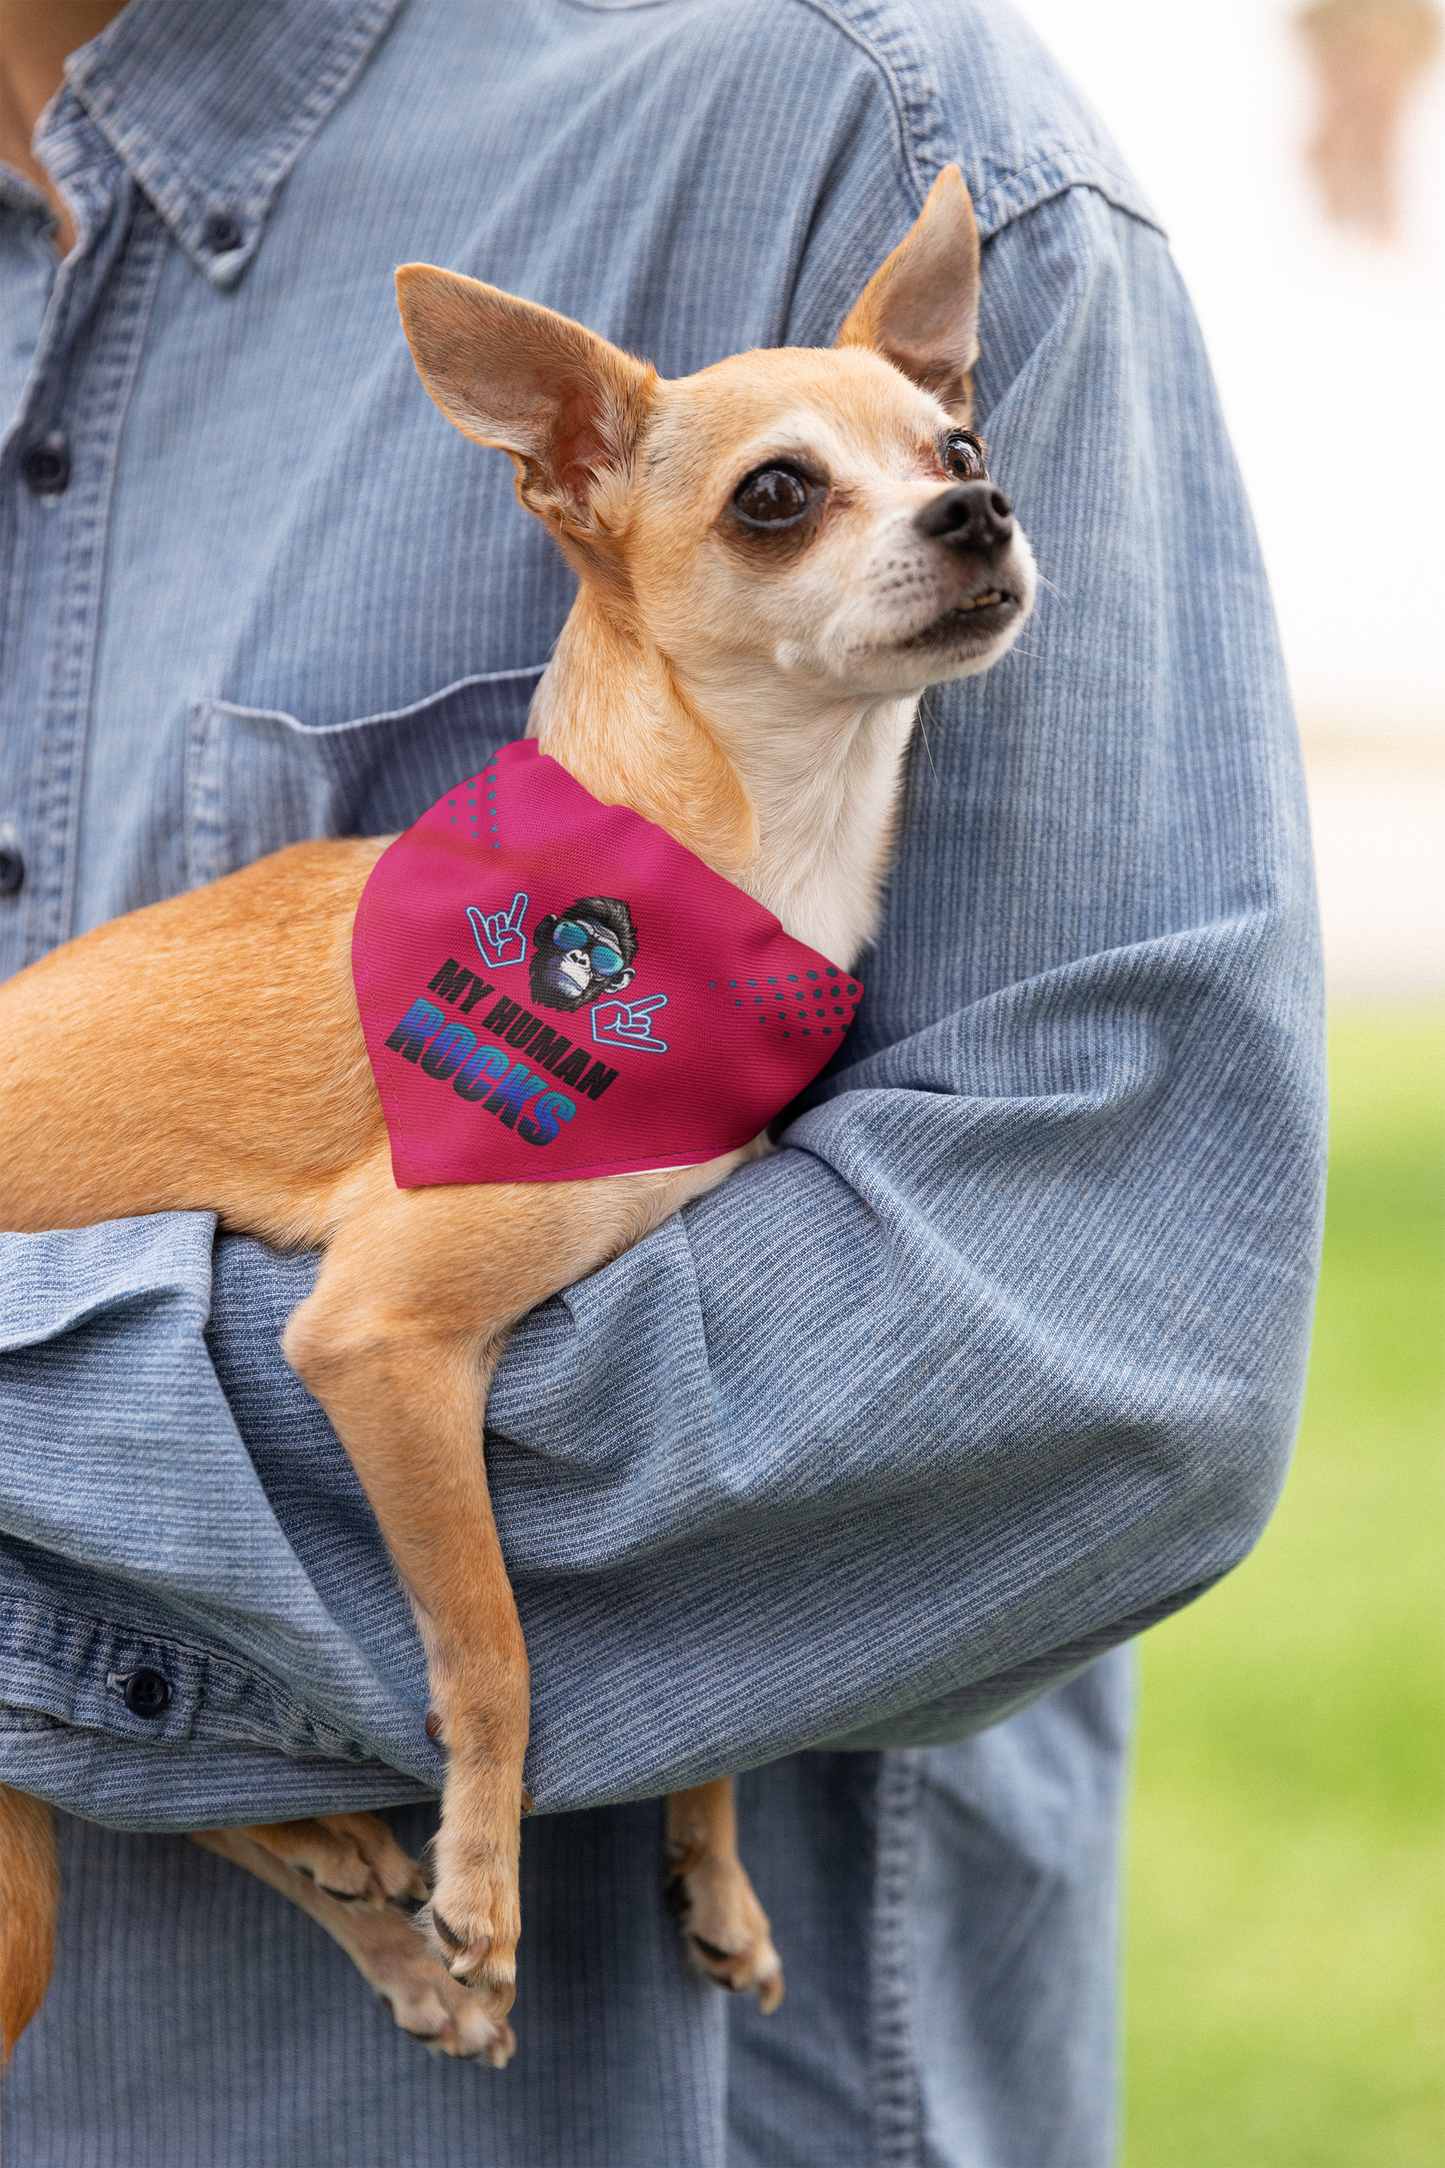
467, 891, 529, 968
591, 992, 670, 1052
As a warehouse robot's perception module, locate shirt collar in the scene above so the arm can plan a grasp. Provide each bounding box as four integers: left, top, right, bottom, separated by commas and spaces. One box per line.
50, 0, 407, 289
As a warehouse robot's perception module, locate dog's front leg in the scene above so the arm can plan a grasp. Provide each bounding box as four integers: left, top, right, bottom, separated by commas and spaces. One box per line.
283, 1264, 528, 2013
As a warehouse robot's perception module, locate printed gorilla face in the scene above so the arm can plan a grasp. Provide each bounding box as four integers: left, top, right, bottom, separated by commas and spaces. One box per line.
528, 895, 639, 1013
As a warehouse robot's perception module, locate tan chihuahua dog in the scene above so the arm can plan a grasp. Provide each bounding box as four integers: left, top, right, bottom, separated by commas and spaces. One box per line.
0, 167, 1034, 2066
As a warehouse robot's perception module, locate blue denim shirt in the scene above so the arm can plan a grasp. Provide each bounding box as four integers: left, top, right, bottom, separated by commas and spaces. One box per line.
0, 0, 1323, 1833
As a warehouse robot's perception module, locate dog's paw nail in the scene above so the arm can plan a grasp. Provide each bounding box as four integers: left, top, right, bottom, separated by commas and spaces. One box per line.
484, 2020, 517, 2068
430, 1907, 465, 1955
446, 1933, 491, 1982
689, 1934, 733, 1964
425, 1709, 442, 1740
663, 1878, 691, 1925
520, 1787, 533, 1813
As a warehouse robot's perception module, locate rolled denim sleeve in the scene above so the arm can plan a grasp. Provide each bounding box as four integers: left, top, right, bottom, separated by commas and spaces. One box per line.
0, 179, 1324, 1828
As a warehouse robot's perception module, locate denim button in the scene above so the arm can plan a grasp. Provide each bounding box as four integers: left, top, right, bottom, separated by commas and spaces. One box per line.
23, 441, 69, 495
203, 211, 244, 254
0, 848, 22, 896
122, 1668, 172, 1719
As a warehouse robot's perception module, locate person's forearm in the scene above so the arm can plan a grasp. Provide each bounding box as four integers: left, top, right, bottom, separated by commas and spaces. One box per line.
479, 187, 1325, 1795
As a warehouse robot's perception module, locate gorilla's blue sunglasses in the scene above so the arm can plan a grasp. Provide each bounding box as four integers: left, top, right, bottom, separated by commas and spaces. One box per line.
553, 919, 623, 978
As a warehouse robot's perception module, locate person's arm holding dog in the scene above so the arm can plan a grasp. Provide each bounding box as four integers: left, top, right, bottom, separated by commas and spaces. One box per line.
193, 176, 1318, 1791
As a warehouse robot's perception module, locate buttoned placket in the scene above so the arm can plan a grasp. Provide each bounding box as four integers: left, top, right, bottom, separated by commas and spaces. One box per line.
0, 95, 169, 976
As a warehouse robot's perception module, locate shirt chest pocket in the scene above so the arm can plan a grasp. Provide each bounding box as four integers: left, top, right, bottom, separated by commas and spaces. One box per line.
184, 668, 546, 886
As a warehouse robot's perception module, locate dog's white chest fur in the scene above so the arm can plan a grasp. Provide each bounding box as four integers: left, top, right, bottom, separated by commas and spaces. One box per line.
726, 693, 921, 968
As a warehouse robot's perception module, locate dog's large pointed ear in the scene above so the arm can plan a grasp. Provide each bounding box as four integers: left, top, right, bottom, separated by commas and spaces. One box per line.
835, 166, 980, 422
396, 266, 657, 532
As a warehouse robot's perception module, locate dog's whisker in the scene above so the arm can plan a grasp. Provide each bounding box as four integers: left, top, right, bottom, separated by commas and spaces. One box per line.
916, 694, 940, 781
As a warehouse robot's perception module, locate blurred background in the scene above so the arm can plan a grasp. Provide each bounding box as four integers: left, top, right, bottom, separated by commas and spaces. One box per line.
1008, 3, 1445, 2161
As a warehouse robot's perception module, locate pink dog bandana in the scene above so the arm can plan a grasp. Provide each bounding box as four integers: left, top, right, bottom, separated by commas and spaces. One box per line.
352, 739, 862, 1186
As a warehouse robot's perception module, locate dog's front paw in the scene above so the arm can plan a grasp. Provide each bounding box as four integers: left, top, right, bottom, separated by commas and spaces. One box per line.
423, 1841, 522, 2015
666, 1848, 785, 2013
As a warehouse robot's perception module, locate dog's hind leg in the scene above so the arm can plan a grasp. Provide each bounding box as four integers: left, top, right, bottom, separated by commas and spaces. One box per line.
0, 1786, 59, 2062
192, 1825, 513, 2064
206, 1812, 429, 1910
666, 1779, 784, 2011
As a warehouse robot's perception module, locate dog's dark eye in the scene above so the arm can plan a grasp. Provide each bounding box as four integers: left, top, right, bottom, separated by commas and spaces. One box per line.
733, 466, 812, 526
942, 432, 985, 481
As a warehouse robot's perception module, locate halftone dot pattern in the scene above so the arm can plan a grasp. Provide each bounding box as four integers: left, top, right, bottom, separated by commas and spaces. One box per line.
447, 767, 502, 850
708, 969, 862, 1042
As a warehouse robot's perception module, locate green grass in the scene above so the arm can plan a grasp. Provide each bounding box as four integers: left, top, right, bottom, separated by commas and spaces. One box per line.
1123, 1009, 1445, 2168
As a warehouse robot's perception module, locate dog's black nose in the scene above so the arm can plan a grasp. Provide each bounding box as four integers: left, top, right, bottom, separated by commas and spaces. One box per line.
915, 481, 1014, 556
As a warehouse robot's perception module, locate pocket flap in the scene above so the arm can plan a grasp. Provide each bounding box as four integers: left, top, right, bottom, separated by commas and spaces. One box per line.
186, 667, 546, 885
